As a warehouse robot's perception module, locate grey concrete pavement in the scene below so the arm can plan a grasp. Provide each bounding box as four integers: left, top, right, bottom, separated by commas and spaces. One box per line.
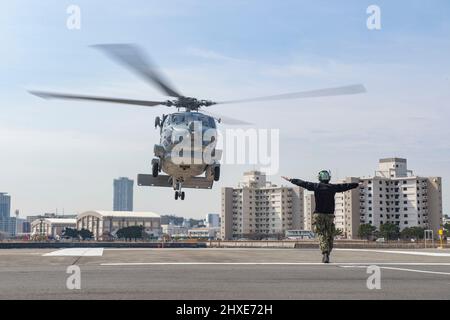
0, 248, 449, 299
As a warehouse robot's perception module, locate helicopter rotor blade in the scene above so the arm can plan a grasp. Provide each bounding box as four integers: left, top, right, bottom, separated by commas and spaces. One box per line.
29, 91, 169, 107
91, 44, 183, 98
215, 84, 366, 105
202, 110, 253, 125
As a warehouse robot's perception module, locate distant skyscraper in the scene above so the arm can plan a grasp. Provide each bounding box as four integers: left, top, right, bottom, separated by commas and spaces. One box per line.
113, 177, 134, 211
206, 213, 220, 228
0, 193, 11, 233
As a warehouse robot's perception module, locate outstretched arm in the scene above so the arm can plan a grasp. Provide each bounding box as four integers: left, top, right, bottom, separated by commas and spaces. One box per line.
282, 176, 317, 191
334, 182, 361, 192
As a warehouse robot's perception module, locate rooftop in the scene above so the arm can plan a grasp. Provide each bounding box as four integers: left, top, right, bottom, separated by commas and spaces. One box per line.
80, 210, 160, 218
379, 157, 407, 163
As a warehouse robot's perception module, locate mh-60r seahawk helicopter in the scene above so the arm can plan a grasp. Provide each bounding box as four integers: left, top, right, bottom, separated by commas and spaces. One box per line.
30, 44, 366, 200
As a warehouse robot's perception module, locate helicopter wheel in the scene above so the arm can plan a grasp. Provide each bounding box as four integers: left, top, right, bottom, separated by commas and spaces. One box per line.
180, 192, 185, 200
152, 162, 159, 177
214, 166, 220, 181
175, 191, 179, 200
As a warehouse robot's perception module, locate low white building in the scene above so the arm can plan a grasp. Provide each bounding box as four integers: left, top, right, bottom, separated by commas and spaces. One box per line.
77, 211, 161, 240
162, 224, 188, 238
285, 229, 315, 240
31, 218, 77, 238
188, 227, 220, 239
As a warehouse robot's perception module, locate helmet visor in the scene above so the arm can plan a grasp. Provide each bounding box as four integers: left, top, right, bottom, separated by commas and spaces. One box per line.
318, 170, 331, 182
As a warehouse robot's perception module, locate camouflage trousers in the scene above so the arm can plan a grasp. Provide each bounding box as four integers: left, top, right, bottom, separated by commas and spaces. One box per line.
312, 213, 336, 254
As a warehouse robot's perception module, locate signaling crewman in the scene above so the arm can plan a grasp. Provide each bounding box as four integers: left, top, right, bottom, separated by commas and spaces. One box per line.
282, 170, 361, 263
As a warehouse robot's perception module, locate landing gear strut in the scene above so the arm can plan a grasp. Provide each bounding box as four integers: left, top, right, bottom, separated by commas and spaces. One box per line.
174, 181, 185, 200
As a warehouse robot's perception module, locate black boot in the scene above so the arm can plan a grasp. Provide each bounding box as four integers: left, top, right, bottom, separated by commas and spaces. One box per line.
322, 252, 330, 263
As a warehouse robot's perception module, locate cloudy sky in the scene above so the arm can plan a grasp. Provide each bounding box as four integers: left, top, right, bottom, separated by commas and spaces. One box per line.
1, 0, 449, 218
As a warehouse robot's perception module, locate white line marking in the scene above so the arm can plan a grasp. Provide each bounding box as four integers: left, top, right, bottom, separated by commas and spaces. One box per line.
100, 262, 450, 266
43, 248, 104, 257
103, 248, 301, 251
335, 248, 450, 257
380, 267, 450, 276
341, 265, 450, 276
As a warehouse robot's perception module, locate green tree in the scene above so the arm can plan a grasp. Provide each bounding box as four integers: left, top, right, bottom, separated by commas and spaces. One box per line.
358, 224, 377, 240
444, 222, 450, 237
333, 228, 344, 237
78, 228, 94, 240
116, 226, 144, 241
379, 223, 400, 241
63, 228, 79, 238
400, 226, 425, 240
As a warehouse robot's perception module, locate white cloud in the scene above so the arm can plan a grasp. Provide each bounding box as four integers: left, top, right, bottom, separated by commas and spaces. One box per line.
185, 47, 251, 63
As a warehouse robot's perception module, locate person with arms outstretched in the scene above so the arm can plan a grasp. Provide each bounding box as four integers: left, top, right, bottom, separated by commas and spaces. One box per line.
282, 170, 361, 263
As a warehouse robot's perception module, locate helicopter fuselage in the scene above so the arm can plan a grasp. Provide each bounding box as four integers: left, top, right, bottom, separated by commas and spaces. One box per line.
153, 111, 220, 187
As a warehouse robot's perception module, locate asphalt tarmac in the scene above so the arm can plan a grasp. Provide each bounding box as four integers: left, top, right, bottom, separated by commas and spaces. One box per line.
0, 247, 449, 299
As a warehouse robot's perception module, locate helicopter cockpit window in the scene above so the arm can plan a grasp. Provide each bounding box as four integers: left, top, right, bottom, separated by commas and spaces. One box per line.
186, 114, 216, 128
171, 114, 185, 124
162, 115, 170, 127
208, 117, 216, 128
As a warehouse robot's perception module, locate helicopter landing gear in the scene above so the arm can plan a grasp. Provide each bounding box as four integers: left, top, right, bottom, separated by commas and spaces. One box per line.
152, 163, 159, 177
174, 181, 185, 200
152, 159, 160, 177
174, 191, 185, 200
214, 165, 220, 181
206, 164, 221, 182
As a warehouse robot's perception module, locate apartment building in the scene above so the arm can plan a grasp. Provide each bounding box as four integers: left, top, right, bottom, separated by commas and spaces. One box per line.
335, 158, 442, 238
304, 193, 315, 231
221, 171, 304, 240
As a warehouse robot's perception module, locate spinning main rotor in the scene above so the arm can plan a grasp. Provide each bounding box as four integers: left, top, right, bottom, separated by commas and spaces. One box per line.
30, 44, 366, 118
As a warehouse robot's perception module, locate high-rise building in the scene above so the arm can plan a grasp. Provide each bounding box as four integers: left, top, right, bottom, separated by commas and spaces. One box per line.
221, 171, 304, 240
334, 177, 361, 238
304, 193, 316, 231
335, 158, 443, 238
113, 177, 134, 211
206, 213, 220, 228
0, 193, 11, 233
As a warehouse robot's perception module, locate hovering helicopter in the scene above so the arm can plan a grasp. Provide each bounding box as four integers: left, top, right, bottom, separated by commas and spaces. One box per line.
30, 44, 366, 200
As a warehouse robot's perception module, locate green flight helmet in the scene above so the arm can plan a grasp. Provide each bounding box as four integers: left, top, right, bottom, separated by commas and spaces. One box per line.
318, 170, 331, 183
